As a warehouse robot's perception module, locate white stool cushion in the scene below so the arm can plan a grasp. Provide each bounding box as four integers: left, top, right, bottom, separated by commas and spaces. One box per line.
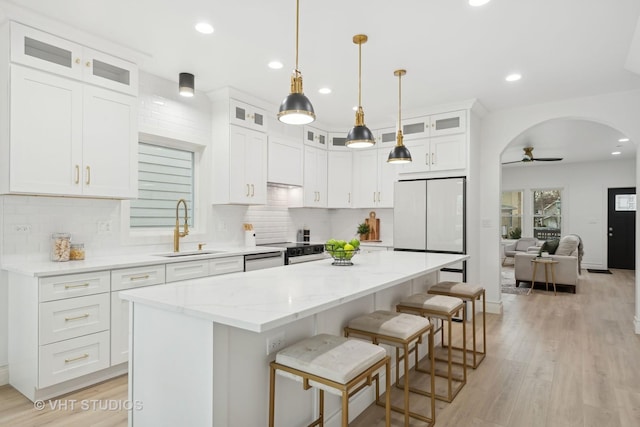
398, 293, 463, 314
428, 281, 484, 298
348, 310, 431, 341
276, 334, 386, 385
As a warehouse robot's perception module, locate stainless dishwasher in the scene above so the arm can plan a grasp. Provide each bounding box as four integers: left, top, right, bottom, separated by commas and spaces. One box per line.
244, 251, 285, 271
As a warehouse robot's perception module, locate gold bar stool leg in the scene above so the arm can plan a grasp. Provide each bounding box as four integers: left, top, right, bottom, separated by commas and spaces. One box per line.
428, 282, 487, 369
268, 334, 390, 427
345, 310, 436, 426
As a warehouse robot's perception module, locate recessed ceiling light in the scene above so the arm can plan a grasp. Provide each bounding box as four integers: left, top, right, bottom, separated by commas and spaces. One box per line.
318, 87, 331, 94
505, 73, 522, 82
268, 61, 283, 70
195, 22, 214, 34
612, 151, 622, 155
618, 138, 630, 142
469, 0, 491, 6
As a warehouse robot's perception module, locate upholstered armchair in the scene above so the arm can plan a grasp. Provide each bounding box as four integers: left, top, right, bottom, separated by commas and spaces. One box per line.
514, 235, 582, 293
503, 237, 538, 265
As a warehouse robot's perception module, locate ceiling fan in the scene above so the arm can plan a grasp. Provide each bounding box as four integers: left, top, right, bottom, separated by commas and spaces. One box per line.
502, 147, 563, 165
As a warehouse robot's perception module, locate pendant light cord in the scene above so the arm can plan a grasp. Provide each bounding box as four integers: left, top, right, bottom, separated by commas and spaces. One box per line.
358, 41, 362, 107
295, 0, 300, 72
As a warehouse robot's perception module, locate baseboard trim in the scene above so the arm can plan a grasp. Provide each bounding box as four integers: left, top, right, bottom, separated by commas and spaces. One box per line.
486, 300, 503, 315
0, 365, 9, 386
635, 316, 640, 335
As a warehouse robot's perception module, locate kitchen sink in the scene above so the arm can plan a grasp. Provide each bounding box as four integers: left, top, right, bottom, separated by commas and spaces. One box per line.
153, 250, 226, 257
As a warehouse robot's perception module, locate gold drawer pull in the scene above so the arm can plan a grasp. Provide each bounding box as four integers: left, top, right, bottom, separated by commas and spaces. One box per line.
65, 313, 89, 322
129, 274, 150, 281
65, 353, 89, 363
64, 283, 90, 289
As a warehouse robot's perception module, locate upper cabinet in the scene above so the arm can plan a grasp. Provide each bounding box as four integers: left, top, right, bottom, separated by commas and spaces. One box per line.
328, 132, 348, 151
352, 148, 397, 209
327, 151, 353, 208
376, 127, 398, 148
10, 22, 137, 96
303, 146, 328, 207
429, 110, 466, 137
303, 125, 328, 149
1, 22, 138, 198
268, 136, 303, 186
229, 99, 268, 132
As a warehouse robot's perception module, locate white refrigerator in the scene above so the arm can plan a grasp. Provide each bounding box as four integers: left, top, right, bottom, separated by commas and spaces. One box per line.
393, 178, 465, 253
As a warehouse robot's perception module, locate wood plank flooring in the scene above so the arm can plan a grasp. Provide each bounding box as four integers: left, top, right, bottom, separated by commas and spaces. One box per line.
1, 268, 638, 426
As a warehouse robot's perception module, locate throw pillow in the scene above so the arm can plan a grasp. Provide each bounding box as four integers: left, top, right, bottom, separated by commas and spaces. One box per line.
555, 236, 579, 256
538, 239, 560, 256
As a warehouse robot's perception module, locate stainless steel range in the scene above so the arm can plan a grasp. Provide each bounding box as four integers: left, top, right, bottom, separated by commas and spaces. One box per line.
259, 242, 327, 265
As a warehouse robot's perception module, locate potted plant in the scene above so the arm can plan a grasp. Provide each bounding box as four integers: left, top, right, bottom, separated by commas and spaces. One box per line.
357, 223, 370, 241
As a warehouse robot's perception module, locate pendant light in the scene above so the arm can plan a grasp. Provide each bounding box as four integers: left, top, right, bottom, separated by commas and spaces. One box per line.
346, 34, 375, 148
179, 73, 195, 97
277, 0, 315, 125
387, 69, 412, 163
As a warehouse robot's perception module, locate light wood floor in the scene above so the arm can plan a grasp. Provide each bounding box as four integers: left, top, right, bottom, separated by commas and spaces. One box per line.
1, 268, 639, 426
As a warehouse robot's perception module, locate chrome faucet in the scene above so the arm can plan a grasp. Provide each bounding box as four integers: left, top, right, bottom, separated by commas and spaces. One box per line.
173, 199, 189, 252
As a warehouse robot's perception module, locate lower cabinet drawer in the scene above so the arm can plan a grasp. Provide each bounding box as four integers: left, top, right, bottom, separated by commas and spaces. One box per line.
39, 271, 110, 302
165, 260, 209, 283
111, 264, 165, 291
209, 256, 244, 276
39, 293, 110, 345
39, 330, 110, 388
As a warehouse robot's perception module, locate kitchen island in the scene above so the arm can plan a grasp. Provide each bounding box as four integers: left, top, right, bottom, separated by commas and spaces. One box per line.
121, 250, 468, 426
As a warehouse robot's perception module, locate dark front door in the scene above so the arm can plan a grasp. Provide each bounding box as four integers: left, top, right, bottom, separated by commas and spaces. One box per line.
607, 187, 636, 270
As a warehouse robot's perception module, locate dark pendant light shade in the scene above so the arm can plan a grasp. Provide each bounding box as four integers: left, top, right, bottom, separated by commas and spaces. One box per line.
346, 34, 374, 148
387, 69, 412, 163
278, 0, 315, 125
179, 73, 195, 97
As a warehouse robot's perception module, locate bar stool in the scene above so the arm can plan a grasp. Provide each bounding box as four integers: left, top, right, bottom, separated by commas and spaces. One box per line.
269, 333, 391, 427
396, 293, 467, 402
428, 281, 486, 368
344, 310, 436, 427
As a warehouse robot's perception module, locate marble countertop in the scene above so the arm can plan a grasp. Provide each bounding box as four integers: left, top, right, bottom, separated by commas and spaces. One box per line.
120, 251, 468, 333
2, 246, 285, 277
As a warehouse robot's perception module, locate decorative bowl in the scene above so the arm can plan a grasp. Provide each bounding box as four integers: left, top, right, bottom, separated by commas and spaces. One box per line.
325, 244, 360, 266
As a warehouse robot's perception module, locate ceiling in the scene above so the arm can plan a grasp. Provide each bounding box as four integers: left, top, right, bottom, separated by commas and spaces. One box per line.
5, 0, 640, 154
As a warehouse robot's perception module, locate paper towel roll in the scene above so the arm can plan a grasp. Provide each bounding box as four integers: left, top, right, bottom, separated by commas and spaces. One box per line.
245, 230, 256, 247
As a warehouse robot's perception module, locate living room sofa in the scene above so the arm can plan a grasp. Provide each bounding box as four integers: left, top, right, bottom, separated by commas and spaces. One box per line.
514, 235, 582, 293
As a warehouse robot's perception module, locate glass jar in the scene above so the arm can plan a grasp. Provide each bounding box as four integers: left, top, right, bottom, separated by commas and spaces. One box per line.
70, 243, 85, 260
51, 233, 71, 262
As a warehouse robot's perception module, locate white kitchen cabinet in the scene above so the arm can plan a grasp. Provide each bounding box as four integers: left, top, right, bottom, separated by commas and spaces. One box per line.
229, 99, 268, 132
304, 125, 328, 148
39, 293, 110, 345
303, 145, 328, 207
376, 127, 398, 148
328, 132, 348, 151
352, 148, 398, 208
267, 136, 303, 186
227, 126, 267, 204
400, 134, 466, 174
429, 110, 466, 137
401, 116, 430, 141
4, 64, 137, 198
166, 260, 210, 283
209, 256, 244, 276
10, 22, 137, 95
327, 151, 353, 208
111, 265, 166, 365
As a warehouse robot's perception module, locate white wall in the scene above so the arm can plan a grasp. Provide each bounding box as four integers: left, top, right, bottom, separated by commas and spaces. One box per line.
474, 90, 640, 331
502, 158, 636, 269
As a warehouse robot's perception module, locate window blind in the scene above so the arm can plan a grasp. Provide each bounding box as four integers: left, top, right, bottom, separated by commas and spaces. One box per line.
130, 143, 194, 228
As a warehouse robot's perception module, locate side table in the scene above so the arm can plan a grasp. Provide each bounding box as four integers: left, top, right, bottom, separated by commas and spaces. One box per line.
529, 258, 559, 295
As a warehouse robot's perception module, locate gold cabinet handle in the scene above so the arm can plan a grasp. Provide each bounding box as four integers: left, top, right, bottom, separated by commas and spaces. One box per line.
198, 243, 206, 250
246, 184, 250, 197
373, 192, 376, 203
425, 153, 429, 165
250, 184, 255, 197
75, 58, 81, 65
65, 313, 89, 322
129, 274, 150, 281
65, 353, 89, 363
348, 192, 351, 204
74, 165, 80, 184
65, 282, 90, 289
85, 61, 91, 68
85, 166, 90, 185
377, 192, 381, 202
431, 153, 435, 165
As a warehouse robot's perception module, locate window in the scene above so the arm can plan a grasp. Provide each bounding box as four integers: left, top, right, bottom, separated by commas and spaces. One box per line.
533, 189, 561, 240
130, 143, 194, 228
501, 191, 523, 238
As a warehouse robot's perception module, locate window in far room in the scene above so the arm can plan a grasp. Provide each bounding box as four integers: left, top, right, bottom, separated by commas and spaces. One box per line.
532, 189, 562, 240
501, 190, 523, 239
130, 143, 195, 228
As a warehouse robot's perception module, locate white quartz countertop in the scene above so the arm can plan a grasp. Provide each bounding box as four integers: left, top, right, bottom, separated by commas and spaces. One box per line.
120, 251, 468, 333
1, 246, 285, 277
